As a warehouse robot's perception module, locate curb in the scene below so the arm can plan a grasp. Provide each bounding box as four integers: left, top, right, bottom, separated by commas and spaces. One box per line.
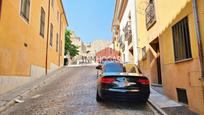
0, 100, 15, 112
148, 99, 167, 115
0, 67, 67, 113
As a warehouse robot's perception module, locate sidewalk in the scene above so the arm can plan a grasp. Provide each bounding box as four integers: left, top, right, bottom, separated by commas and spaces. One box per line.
0, 67, 68, 113
148, 86, 198, 115
67, 63, 98, 67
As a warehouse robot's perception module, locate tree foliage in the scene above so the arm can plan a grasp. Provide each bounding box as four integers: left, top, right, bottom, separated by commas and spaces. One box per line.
64, 30, 79, 57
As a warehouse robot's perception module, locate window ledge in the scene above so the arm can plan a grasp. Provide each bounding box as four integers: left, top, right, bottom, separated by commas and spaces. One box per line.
20, 14, 29, 24
147, 20, 156, 31
40, 33, 44, 38
199, 77, 204, 81
175, 58, 193, 64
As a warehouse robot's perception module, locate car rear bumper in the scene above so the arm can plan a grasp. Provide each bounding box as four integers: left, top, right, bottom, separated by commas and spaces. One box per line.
99, 88, 150, 102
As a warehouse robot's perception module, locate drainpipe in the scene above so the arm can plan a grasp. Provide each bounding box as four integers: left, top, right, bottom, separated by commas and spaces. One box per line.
58, 13, 62, 66
132, 0, 139, 65
192, 0, 204, 100
0, 0, 2, 19
59, 12, 64, 66
45, 0, 51, 75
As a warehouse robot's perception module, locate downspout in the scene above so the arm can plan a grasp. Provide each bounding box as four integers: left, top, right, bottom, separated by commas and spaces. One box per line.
45, 0, 51, 75
132, 0, 139, 65
58, 13, 62, 66
192, 0, 204, 100
0, 0, 2, 19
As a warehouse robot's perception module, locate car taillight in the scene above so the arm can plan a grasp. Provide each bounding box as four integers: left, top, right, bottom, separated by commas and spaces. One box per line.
137, 79, 149, 85
100, 77, 115, 84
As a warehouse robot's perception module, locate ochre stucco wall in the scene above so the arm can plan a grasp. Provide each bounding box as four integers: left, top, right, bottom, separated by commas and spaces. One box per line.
136, 0, 204, 114
159, 2, 204, 114
0, 0, 67, 77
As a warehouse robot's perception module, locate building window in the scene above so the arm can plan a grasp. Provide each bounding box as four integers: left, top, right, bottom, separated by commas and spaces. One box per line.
40, 7, 45, 37
20, 0, 31, 22
0, 0, 2, 19
145, 0, 156, 30
172, 17, 192, 62
60, 40, 62, 56
57, 11, 59, 22
56, 33, 59, 52
51, 0, 54, 8
142, 46, 147, 60
50, 23, 53, 46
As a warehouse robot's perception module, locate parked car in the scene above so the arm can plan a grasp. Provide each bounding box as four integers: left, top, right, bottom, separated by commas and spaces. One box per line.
96, 61, 115, 77
96, 62, 150, 102
96, 64, 103, 77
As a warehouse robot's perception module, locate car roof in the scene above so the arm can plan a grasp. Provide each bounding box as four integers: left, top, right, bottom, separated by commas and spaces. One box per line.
103, 62, 122, 66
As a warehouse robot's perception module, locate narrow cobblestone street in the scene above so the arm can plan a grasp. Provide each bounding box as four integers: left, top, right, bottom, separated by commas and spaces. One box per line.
1, 66, 155, 115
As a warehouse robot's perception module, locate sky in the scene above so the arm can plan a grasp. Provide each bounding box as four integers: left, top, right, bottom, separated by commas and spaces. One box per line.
62, 0, 116, 43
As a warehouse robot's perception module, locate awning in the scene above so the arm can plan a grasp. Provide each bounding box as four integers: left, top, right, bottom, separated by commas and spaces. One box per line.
149, 0, 191, 41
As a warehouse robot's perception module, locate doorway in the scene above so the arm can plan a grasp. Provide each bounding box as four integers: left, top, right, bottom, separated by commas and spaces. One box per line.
155, 42, 162, 84
151, 40, 162, 84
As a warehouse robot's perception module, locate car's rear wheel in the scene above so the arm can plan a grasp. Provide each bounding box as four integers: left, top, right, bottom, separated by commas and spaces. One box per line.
139, 97, 149, 103
96, 92, 103, 102
140, 99, 148, 103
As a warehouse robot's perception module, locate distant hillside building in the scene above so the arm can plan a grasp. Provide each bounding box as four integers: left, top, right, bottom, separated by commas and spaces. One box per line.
69, 31, 86, 64
69, 35, 112, 64
70, 31, 86, 55
85, 40, 112, 63
96, 47, 120, 63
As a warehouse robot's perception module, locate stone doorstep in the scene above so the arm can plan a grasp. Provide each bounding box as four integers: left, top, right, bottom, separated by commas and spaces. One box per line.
151, 83, 163, 87
0, 67, 67, 113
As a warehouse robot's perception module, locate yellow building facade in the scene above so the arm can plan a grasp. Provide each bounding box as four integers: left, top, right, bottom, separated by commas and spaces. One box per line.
112, 0, 122, 53
112, 0, 138, 64
136, 0, 204, 114
0, 0, 68, 94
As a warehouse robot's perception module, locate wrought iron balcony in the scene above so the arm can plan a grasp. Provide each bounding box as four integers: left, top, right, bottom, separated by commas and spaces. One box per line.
118, 35, 123, 43
145, 0, 156, 30
118, 35, 125, 48
128, 37, 132, 45
124, 21, 132, 40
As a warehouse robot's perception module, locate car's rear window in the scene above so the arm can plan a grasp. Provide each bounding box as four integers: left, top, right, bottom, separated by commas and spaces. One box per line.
104, 63, 123, 72
124, 64, 142, 74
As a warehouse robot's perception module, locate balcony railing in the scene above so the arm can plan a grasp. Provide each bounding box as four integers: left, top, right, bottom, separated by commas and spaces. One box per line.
118, 35, 123, 44
128, 37, 132, 45
145, 1, 156, 30
124, 21, 132, 40
118, 35, 125, 49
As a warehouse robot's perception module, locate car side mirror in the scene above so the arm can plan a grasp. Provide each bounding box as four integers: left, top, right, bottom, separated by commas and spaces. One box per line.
96, 65, 102, 70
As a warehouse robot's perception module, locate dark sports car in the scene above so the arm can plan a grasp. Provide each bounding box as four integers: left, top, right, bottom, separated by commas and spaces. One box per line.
96, 62, 150, 102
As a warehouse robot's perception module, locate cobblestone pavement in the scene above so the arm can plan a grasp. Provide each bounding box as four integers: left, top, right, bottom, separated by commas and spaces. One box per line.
1, 66, 155, 115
